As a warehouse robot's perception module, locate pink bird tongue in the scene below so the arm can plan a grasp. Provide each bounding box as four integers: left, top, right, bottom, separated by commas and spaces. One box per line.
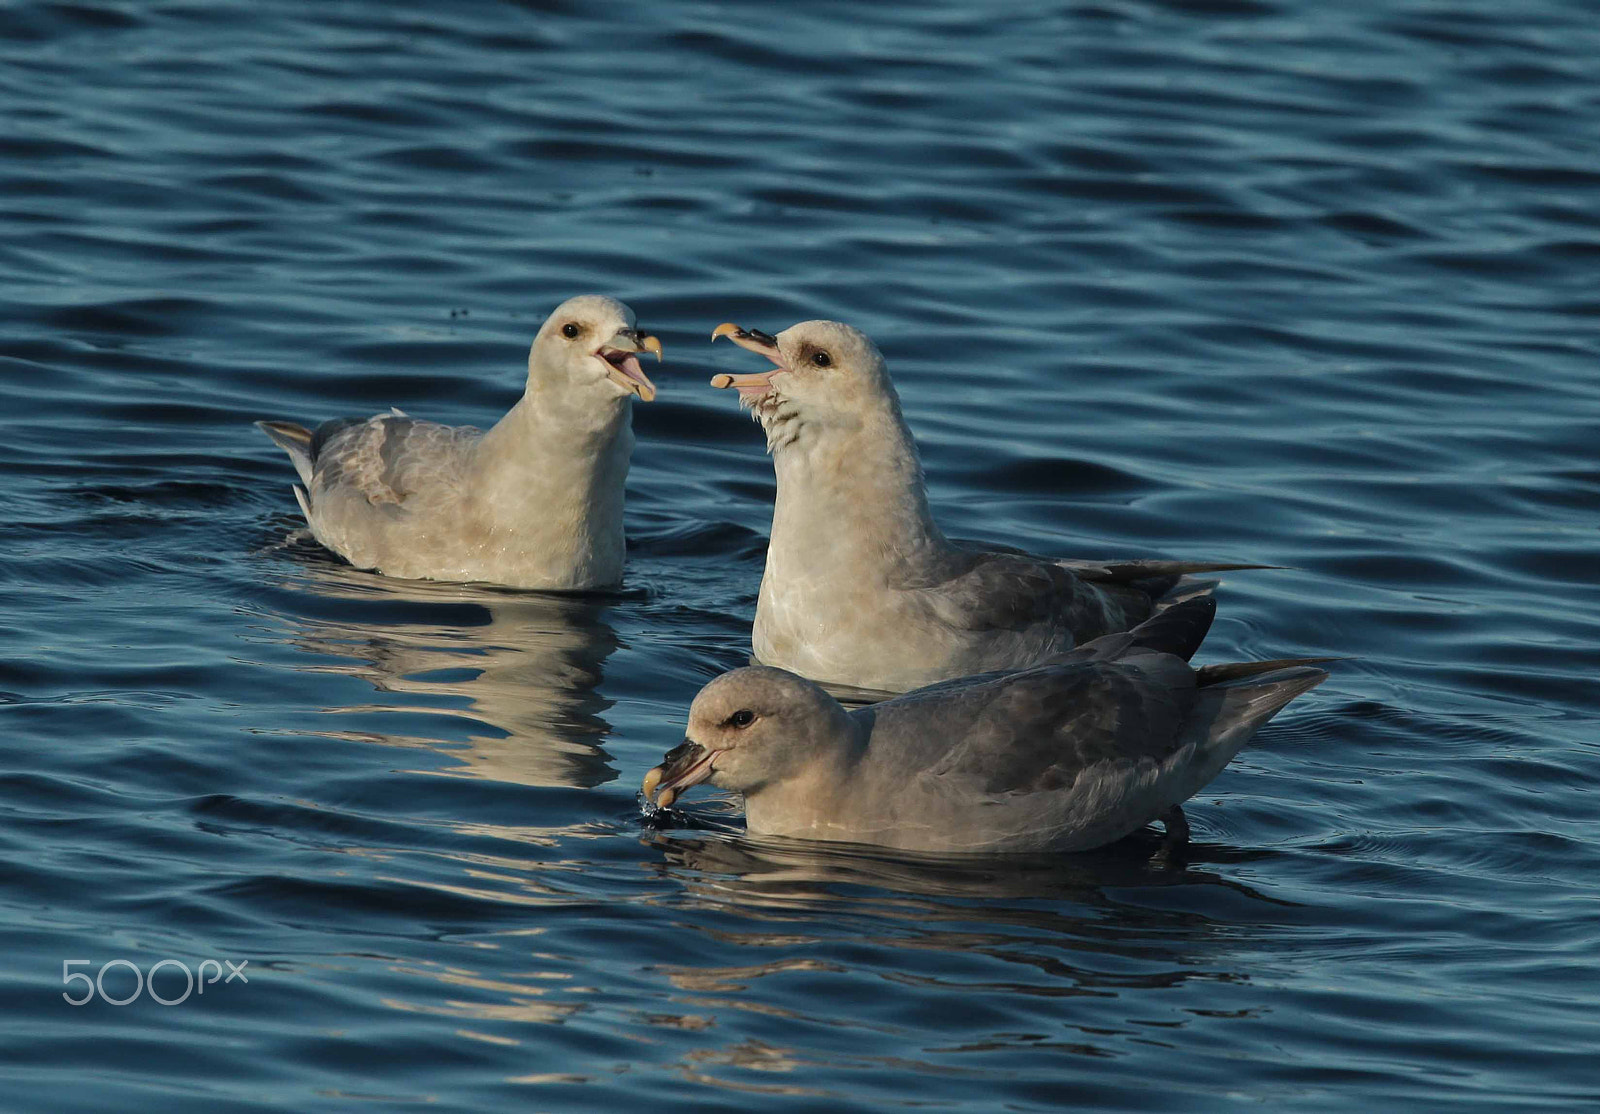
606, 352, 656, 399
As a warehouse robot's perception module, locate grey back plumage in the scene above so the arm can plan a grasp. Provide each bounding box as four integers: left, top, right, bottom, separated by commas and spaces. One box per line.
818, 603, 1323, 852
305, 415, 482, 511
307, 416, 370, 469
907, 658, 1199, 798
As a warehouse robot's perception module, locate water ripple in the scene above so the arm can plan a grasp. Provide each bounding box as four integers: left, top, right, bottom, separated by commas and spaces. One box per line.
2, 0, 1599, 1109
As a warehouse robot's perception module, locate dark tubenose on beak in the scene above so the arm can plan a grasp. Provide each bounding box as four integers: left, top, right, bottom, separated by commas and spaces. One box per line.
710, 322, 783, 359
642, 739, 717, 809
599, 328, 661, 402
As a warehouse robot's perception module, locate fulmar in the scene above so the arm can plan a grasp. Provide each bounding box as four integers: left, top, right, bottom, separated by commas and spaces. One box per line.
642, 597, 1329, 856
257, 295, 661, 590
709, 318, 1262, 692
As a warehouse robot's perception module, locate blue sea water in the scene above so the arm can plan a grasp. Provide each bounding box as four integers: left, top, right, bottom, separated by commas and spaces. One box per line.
2, 0, 1598, 1109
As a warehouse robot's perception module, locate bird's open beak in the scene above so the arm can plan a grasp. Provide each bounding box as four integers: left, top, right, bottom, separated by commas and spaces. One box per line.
710, 322, 787, 396
599, 330, 662, 402
642, 739, 718, 809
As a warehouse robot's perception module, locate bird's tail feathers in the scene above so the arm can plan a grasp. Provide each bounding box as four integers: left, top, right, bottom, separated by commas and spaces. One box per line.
1122, 595, 1217, 661
1197, 657, 1341, 686
1151, 577, 1218, 609
1068, 559, 1281, 584
1170, 664, 1328, 802
1064, 559, 1278, 607
255, 420, 315, 485
1198, 665, 1328, 747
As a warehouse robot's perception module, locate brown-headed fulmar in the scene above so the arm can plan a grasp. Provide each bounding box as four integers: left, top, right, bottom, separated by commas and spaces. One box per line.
643, 597, 1329, 855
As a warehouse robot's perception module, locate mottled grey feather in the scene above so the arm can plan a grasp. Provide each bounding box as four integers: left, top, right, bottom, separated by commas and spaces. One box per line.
309, 415, 482, 509
306, 416, 365, 465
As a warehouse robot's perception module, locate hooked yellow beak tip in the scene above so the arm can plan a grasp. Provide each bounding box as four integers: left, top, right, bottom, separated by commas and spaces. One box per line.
710, 322, 741, 342
640, 335, 664, 361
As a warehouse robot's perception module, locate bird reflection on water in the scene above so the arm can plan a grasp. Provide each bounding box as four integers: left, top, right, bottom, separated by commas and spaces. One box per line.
265, 539, 623, 790
640, 825, 1284, 911
634, 828, 1287, 1081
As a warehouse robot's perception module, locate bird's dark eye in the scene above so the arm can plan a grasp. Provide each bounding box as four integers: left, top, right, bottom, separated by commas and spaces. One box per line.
811, 350, 832, 368
728, 709, 756, 728
561, 322, 581, 339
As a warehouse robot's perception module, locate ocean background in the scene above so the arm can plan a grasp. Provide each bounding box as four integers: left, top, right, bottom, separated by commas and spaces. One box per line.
2, 0, 1598, 1109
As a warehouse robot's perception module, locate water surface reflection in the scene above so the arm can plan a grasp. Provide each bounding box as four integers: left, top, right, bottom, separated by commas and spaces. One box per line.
631, 830, 1284, 1091
270, 547, 622, 789
643, 830, 1274, 979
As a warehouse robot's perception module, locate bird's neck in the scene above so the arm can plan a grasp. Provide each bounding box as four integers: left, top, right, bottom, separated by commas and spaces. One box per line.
475, 389, 633, 537
767, 402, 948, 579
514, 375, 632, 443
741, 714, 870, 840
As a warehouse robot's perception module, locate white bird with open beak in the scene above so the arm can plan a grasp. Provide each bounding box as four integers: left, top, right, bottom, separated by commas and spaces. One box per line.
709, 318, 1261, 692
258, 294, 661, 590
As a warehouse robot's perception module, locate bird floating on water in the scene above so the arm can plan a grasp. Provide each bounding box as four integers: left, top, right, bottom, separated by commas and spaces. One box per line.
709, 318, 1263, 692
643, 597, 1329, 856
257, 294, 661, 590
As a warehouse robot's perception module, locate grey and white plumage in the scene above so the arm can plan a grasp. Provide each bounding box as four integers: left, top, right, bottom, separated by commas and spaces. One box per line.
708, 319, 1262, 692
643, 597, 1329, 855
257, 295, 661, 590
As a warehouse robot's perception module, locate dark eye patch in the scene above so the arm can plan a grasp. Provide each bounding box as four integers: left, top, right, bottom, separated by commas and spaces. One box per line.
562, 322, 582, 339
799, 344, 833, 369
726, 709, 756, 728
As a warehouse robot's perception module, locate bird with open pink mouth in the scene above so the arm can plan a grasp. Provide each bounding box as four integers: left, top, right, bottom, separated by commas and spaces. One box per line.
257, 294, 664, 590
702, 315, 1267, 693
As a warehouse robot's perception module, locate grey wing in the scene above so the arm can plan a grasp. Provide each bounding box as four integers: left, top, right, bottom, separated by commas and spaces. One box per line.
909, 548, 1089, 635
310, 415, 482, 508
894, 658, 1199, 799
1044, 595, 1218, 667
887, 593, 1220, 712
